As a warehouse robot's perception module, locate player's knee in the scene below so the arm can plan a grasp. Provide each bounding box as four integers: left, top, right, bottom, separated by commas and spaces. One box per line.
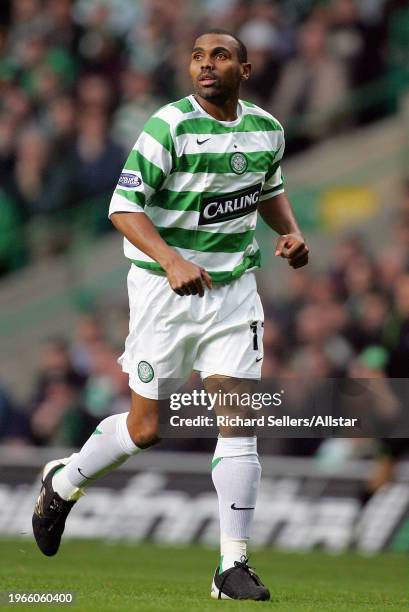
127, 414, 161, 449
134, 430, 161, 449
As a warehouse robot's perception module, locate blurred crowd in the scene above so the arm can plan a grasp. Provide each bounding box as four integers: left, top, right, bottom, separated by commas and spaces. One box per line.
0, 0, 405, 275
2, 183, 409, 454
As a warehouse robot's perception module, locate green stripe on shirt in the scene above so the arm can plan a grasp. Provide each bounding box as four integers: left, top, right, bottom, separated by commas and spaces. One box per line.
124, 151, 165, 189
175, 114, 282, 137
156, 226, 254, 253
175, 150, 277, 175
171, 98, 195, 113
143, 117, 174, 153
114, 188, 146, 208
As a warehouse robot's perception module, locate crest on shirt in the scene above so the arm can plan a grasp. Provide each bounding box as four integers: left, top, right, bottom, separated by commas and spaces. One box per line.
118, 171, 142, 190
230, 152, 247, 175
138, 360, 154, 383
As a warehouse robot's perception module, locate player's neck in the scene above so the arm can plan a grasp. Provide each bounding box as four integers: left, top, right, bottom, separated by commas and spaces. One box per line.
194, 94, 239, 122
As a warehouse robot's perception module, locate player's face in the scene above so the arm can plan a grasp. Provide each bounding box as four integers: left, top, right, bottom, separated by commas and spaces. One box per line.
189, 33, 250, 102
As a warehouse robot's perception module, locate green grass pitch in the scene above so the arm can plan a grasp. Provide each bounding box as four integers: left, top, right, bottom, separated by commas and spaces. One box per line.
1, 539, 408, 611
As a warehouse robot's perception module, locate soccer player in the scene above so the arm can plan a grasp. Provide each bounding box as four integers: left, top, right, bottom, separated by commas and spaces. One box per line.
32, 29, 309, 600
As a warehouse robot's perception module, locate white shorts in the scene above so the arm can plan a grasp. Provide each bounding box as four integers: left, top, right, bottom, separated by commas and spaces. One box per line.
118, 265, 264, 399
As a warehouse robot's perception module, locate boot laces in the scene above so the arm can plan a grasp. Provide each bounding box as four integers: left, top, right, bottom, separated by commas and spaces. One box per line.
234, 556, 257, 577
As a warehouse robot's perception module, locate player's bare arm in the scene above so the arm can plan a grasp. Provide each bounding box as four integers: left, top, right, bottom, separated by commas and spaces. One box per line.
110, 211, 212, 297
258, 192, 309, 269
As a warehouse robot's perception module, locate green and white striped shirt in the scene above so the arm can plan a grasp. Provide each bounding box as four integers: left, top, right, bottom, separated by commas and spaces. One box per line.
109, 94, 285, 283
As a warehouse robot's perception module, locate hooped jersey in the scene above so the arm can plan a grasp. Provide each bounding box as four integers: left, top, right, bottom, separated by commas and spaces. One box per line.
109, 94, 285, 282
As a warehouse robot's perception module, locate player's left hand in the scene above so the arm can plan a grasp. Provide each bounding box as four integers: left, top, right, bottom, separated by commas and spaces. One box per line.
275, 233, 309, 269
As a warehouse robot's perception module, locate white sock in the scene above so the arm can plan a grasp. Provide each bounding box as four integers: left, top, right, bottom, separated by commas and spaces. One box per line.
211, 436, 261, 572
52, 412, 140, 500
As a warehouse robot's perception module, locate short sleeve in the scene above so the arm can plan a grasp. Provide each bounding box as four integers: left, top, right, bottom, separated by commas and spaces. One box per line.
108, 115, 174, 217
259, 129, 285, 202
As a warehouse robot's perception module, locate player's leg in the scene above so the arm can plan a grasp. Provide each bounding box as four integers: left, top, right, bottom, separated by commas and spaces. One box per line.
53, 390, 160, 493
32, 391, 160, 556
192, 272, 268, 599
32, 264, 191, 556
204, 375, 268, 601
208, 376, 260, 572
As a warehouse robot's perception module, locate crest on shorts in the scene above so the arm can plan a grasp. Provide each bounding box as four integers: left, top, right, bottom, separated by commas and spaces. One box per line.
230, 152, 247, 175
138, 360, 154, 383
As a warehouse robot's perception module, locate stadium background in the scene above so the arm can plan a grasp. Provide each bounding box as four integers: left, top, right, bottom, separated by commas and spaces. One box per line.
1, 0, 409, 566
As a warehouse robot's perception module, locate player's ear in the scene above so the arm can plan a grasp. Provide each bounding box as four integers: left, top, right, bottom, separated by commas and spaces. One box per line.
240, 63, 251, 81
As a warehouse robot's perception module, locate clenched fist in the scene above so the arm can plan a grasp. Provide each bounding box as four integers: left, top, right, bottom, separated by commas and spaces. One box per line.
275, 233, 309, 269
165, 256, 213, 296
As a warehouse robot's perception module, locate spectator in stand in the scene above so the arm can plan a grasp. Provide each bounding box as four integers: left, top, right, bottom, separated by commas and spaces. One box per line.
30, 377, 88, 446
328, 0, 386, 122
82, 342, 127, 421
374, 199, 409, 296
383, 273, 409, 377
7, 127, 70, 219
6, 0, 47, 56
270, 19, 348, 152
328, 234, 368, 298
112, 70, 159, 150
344, 255, 379, 317
74, 4, 124, 81
30, 337, 87, 403
1, 83, 32, 133
70, 313, 106, 377
29, 337, 90, 446
67, 108, 124, 234
14, 33, 76, 103
0, 382, 26, 442
42, 94, 77, 160
5, 126, 72, 257
238, 16, 282, 105
126, 0, 179, 75
345, 291, 389, 352
44, 0, 84, 56
76, 73, 115, 114
270, 269, 312, 346
259, 318, 286, 378
0, 109, 17, 183
0, 187, 25, 274
75, 0, 139, 37
292, 302, 353, 375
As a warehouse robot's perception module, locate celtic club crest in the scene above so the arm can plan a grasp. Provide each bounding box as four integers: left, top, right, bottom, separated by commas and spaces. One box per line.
230, 152, 248, 175
137, 360, 154, 383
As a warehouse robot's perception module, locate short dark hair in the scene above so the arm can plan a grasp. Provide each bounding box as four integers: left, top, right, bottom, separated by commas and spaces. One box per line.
197, 28, 248, 63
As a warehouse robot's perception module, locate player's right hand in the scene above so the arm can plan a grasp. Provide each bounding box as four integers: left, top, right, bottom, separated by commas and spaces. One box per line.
165, 257, 212, 297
